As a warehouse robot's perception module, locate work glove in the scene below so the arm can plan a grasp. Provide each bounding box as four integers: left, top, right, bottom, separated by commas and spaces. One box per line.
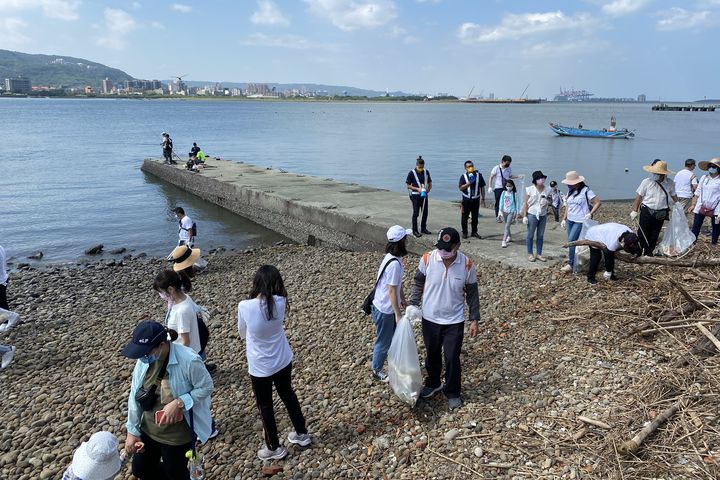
560, 220, 567, 230
584, 213, 593, 220
522, 216, 529, 225
497, 213, 504, 222
630, 211, 638, 221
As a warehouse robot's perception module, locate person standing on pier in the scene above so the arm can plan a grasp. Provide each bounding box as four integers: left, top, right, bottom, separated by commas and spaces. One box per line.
0, 244, 8, 311
488, 155, 522, 220
161, 132, 174, 165
406, 156, 432, 237
174, 207, 195, 247
458, 161, 486, 239
409, 227, 480, 410
630, 160, 678, 256
674, 159, 698, 212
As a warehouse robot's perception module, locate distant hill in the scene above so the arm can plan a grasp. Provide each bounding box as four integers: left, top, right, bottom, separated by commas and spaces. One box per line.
0, 49, 134, 89
184, 80, 411, 97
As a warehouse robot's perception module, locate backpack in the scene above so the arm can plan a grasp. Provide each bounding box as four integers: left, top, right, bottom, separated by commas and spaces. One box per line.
191, 222, 197, 237
196, 305, 210, 354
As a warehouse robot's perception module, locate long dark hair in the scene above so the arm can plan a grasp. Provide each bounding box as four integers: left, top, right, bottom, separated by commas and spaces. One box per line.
385, 237, 408, 257
505, 179, 517, 193
249, 265, 288, 320
568, 181, 586, 197
153, 269, 192, 294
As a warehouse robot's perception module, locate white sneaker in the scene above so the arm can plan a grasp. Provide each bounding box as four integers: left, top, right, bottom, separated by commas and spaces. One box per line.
507, 236, 512, 243
603, 271, 613, 280
501, 240, 507, 248
560, 264, 572, 273
288, 432, 312, 447
257, 445, 288, 461
1, 346, 15, 369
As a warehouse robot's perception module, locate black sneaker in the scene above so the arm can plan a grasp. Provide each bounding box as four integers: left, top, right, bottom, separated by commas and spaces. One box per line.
413, 231, 422, 238
462, 233, 469, 239
587, 278, 598, 285
421, 228, 432, 235
471, 233, 482, 239
419, 384, 443, 399
372, 369, 389, 382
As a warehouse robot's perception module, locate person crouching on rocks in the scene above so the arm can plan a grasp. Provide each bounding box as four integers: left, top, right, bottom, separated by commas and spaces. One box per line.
122, 321, 214, 480
63, 431, 124, 480
409, 227, 481, 410
370, 225, 410, 382
238, 265, 311, 461
565, 223, 641, 285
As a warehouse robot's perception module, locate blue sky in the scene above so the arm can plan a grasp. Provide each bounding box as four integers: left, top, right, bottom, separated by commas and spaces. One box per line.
1, 0, 718, 99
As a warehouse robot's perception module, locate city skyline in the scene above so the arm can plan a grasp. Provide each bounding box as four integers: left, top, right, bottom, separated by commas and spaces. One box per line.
0, 0, 718, 100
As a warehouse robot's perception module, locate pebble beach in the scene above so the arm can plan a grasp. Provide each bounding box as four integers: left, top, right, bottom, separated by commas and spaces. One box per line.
1, 201, 719, 479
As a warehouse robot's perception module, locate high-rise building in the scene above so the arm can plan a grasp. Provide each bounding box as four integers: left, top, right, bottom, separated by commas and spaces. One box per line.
637, 94, 647, 102
4, 77, 31, 93
101, 78, 113, 94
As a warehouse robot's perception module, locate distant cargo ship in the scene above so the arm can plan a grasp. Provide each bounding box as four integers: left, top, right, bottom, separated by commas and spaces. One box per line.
460, 98, 542, 104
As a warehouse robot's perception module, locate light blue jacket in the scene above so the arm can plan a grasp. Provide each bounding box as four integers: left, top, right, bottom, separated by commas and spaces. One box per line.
498, 191, 519, 213
126, 343, 214, 443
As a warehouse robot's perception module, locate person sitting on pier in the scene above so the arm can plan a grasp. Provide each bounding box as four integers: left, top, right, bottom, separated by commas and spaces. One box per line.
189, 142, 200, 157
406, 156, 432, 237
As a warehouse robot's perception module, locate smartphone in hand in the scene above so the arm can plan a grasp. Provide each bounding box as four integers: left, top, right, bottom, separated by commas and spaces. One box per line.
155, 410, 165, 424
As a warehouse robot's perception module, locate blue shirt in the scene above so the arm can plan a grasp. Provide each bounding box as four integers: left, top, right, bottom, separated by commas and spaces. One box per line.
126, 343, 214, 443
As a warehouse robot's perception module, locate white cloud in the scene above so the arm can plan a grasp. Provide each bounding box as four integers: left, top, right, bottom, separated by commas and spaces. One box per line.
150, 21, 165, 30
251, 0, 290, 26
241, 32, 340, 51
0, 0, 80, 21
656, 7, 714, 30
521, 39, 610, 58
458, 11, 595, 44
132, 1, 141, 8
601, 0, 651, 16
305, 0, 397, 31
97, 8, 136, 50
171, 3, 192, 13
0, 17, 30, 47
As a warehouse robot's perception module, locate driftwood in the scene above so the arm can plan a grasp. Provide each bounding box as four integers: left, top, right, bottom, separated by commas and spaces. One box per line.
577, 416, 612, 430
696, 323, 720, 354
618, 401, 682, 455
615, 252, 720, 267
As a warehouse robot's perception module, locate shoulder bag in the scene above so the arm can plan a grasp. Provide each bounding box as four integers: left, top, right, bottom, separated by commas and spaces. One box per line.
361, 258, 400, 315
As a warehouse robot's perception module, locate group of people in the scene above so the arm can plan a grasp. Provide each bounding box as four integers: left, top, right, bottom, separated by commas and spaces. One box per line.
161, 132, 206, 172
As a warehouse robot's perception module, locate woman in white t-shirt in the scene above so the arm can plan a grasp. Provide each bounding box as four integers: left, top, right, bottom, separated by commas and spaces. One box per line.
570, 223, 641, 284
560, 171, 602, 273
237, 265, 310, 461
521, 170, 549, 262
153, 270, 202, 354
370, 225, 410, 382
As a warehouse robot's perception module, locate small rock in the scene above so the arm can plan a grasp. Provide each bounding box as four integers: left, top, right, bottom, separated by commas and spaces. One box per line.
110, 247, 126, 254
261, 465, 283, 476
444, 429, 460, 441
27, 251, 44, 260
474, 447, 483, 458
355, 424, 366, 434
84, 244, 104, 255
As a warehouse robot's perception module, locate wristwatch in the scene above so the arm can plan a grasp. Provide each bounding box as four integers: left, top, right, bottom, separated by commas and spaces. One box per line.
176, 398, 184, 409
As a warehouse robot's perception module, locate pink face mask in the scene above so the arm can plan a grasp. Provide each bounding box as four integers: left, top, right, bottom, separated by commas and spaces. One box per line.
438, 248, 456, 259
158, 291, 170, 302
536, 178, 545, 186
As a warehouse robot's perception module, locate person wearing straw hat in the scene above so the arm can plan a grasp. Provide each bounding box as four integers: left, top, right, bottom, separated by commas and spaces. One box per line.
688, 157, 720, 245
560, 171, 602, 273
630, 159, 678, 256
63, 431, 124, 480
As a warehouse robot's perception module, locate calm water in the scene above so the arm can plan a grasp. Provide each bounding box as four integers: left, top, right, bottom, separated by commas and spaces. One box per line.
2, 98, 718, 262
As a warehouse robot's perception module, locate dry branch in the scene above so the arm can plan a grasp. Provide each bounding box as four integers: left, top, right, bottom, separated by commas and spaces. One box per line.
618, 401, 682, 455
615, 252, 720, 267
577, 416, 612, 430
696, 323, 720, 354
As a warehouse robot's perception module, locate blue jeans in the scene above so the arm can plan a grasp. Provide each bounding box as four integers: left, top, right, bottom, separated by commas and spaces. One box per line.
567, 220, 584, 266
371, 305, 396, 371
526, 214, 547, 255
691, 213, 720, 245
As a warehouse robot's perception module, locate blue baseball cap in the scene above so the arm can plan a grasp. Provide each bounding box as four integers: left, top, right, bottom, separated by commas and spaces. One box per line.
121, 321, 168, 359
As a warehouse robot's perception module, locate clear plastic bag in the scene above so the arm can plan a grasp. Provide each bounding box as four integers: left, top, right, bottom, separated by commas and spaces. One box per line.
0, 308, 20, 332
387, 306, 423, 407
661, 203, 696, 257
573, 219, 599, 273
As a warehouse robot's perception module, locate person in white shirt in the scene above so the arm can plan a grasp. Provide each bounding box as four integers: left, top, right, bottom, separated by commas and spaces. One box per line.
674, 159, 698, 211
688, 157, 720, 245
370, 225, 410, 382
567, 223, 642, 284
409, 227, 480, 411
153, 270, 202, 355
560, 171, 602, 273
488, 155, 523, 219
174, 207, 194, 247
521, 170, 549, 262
237, 265, 311, 461
0, 245, 8, 310
630, 160, 679, 256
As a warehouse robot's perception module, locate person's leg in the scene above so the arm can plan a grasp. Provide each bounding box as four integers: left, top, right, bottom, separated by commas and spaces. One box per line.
159, 442, 192, 480
460, 200, 470, 236
567, 220, 583, 266
552, 205, 559, 222
470, 198, 480, 235
0, 283, 8, 311
503, 212, 513, 240
691, 213, 705, 240
441, 323, 465, 398
420, 197, 429, 231
410, 196, 420, 233
587, 247, 602, 281
132, 432, 167, 480
638, 207, 655, 255
646, 217, 664, 255
371, 307, 396, 372
536, 215, 547, 255
494, 188, 503, 217
421, 319, 443, 389
526, 215, 538, 255
604, 250, 615, 274
272, 362, 308, 435
712, 215, 720, 245
250, 373, 281, 449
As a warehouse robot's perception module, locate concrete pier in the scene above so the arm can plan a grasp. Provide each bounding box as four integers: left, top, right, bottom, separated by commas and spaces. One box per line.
141, 157, 570, 268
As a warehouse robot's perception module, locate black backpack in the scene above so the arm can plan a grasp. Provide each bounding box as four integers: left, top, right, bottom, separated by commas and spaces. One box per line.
196, 306, 210, 354
191, 222, 197, 237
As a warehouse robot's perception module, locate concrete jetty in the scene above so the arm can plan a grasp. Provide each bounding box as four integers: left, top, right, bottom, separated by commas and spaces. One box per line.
141, 157, 570, 268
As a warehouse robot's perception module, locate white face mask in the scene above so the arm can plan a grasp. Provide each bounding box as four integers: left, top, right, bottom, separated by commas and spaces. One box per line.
506, 186, 513, 191
651, 173, 661, 181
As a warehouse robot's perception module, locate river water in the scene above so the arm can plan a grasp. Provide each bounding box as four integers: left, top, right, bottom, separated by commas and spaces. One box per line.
2, 98, 718, 262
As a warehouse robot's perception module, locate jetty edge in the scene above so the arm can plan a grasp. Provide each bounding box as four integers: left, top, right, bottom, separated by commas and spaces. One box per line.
141, 157, 569, 268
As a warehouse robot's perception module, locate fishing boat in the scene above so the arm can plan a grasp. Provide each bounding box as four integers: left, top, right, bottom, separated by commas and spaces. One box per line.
549, 116, 635, 139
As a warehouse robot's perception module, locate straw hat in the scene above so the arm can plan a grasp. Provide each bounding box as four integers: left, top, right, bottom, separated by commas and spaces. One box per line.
561, 171, 585, 185
643, 160, 674, 175
70, 431, 122, 480
169, 245, 201, 271
698, 157, 720, 171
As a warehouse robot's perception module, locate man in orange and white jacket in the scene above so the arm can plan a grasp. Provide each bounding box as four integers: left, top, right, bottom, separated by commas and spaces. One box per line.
409, 227, 480, 410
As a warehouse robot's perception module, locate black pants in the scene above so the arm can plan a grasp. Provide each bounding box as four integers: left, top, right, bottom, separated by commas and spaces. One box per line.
691, 213, 720, 244
587, 247, 615, 280
461, 198, 480, 235
422, 319, 464, 399
131, 431, 192, 480
410, 195, 429, 233
0, 284, 7, 311
493, 188, 504, 217
250, 362, 307, 450
551, 205, 560, 222
163, 148, 172, 162
638, 206, 666, 256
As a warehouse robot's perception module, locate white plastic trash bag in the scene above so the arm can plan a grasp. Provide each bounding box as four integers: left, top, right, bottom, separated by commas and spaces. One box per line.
573, 219, 599, 273
387, 307, 423, 407
0, 309, 20, 332
661, 203, 696, 257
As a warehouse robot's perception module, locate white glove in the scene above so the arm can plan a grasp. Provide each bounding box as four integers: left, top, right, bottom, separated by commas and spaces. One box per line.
560, 220, 567, 230
584, 213, 592, 220
630, 211, 638, 221
522, 216, 529, 225
497, 213, 504, 221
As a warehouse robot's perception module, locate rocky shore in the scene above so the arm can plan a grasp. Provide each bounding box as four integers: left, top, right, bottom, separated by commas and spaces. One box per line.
1, 201, 719, 479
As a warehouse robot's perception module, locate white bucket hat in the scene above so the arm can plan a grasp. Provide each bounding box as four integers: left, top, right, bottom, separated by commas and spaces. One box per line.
386, 225, 412, 242
70, 431, 122, 480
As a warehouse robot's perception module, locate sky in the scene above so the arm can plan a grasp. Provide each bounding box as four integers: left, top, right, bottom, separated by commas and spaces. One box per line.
0, 0, 718, 100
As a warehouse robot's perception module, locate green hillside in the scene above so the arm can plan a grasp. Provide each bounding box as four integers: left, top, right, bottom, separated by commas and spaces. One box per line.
0, 49, 134, 89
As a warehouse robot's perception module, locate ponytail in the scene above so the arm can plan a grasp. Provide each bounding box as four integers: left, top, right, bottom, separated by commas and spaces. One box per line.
153, 269, 191, 295
167, 328, 179, 342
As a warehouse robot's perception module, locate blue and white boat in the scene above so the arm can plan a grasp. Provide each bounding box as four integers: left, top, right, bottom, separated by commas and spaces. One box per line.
549, 117, 635, 139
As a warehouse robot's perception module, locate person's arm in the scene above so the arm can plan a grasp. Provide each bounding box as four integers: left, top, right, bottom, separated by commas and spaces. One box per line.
459, 176, 471, 192
691, 176, 698, 193
589, 196, 602, 216
488, 167, 496, 190
125, 362, 145, 444
426, 173, 432, 193
178, 333, 191, 347
237, 304, 247, 339
388, 284, 402, 320
565, 239, 608, 250
465, 263, 480, 337
522, 191, 530, 218
164, 355, 214, 423
631, 194, 642, 219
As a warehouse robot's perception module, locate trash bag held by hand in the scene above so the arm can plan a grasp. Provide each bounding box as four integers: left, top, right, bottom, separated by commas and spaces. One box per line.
0, 309, 20, 332
661, 203, 696, 257
573, 219, 599, 274
387, 311, 423, 407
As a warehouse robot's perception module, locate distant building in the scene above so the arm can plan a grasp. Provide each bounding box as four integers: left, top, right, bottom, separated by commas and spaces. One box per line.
102, 78, 113, 94
638, 94, 647, 102
4, 77, 31, 94
489, 92, 495, 100
84, 85, 94, 94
